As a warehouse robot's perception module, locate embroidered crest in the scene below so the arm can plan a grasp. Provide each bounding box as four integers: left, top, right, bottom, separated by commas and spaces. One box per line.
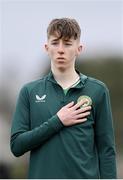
77, 95, 92, 108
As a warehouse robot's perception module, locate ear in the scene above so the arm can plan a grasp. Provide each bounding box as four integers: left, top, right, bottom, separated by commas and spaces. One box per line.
76, 45, 83, 56
78, 45, 82, 53
45, 44, 48, 52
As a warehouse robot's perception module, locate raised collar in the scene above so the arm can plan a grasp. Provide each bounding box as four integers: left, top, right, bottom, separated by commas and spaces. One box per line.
47, 70, 88, 89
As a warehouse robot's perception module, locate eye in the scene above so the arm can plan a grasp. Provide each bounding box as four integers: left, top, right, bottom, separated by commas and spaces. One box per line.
65, 43, 72, 46
51, 42, 58, 45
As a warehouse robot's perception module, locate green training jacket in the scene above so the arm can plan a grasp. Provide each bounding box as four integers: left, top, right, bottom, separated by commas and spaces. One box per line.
10, 71, 117, 179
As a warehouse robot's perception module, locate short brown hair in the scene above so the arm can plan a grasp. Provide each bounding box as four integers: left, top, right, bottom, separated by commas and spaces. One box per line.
47, 18, 81, 40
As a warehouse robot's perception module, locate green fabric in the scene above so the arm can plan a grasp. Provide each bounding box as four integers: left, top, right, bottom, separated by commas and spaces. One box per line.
63, 78, 81, 95
63, 88, 69, 95
10, 71, 117, 179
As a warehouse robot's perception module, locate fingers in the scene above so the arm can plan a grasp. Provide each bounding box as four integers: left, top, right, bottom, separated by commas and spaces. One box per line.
71, 99, 88, 110
75, 106, 91, 114
65, 101, 74, 108
75, 111, 90, 119
74, 118, 87, 124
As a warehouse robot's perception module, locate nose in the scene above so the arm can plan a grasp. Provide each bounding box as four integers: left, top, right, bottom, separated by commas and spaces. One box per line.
57, 43, 64, 54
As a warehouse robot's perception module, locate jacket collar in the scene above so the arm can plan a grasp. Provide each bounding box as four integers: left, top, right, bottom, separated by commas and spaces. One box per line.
47, 70, 88, 88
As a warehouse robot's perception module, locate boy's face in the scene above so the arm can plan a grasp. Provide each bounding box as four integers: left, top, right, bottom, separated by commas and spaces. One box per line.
45, 33, 82, 70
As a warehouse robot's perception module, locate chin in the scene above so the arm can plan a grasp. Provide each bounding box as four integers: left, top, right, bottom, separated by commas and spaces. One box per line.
57, 66, 67, 72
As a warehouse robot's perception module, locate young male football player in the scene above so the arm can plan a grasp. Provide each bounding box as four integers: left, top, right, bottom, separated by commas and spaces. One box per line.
11, 18, 117, 179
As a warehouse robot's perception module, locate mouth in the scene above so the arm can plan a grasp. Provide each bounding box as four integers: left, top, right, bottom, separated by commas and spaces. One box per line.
57, 57, 65, 60
56, 57, 66, 63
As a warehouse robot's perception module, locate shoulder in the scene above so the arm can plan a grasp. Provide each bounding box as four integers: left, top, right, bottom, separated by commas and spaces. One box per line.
87, 76, 108, 90
80, 73, 109, 95
19, 75, 47, 95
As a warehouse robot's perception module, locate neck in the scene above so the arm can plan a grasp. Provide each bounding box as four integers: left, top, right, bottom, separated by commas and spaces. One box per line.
51, 64, 79, 89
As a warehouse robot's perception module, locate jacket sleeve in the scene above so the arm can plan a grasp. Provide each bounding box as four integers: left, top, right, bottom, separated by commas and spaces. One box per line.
10, 86, 64, 157
94, 85, 117, 179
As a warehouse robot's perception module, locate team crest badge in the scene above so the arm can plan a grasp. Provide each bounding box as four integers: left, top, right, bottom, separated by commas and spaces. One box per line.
77, 95, 92, 108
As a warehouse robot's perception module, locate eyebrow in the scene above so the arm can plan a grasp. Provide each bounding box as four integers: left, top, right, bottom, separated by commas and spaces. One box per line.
51, 39, 59, 42
51, 39, 73, 43
64, 39, 72, 42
